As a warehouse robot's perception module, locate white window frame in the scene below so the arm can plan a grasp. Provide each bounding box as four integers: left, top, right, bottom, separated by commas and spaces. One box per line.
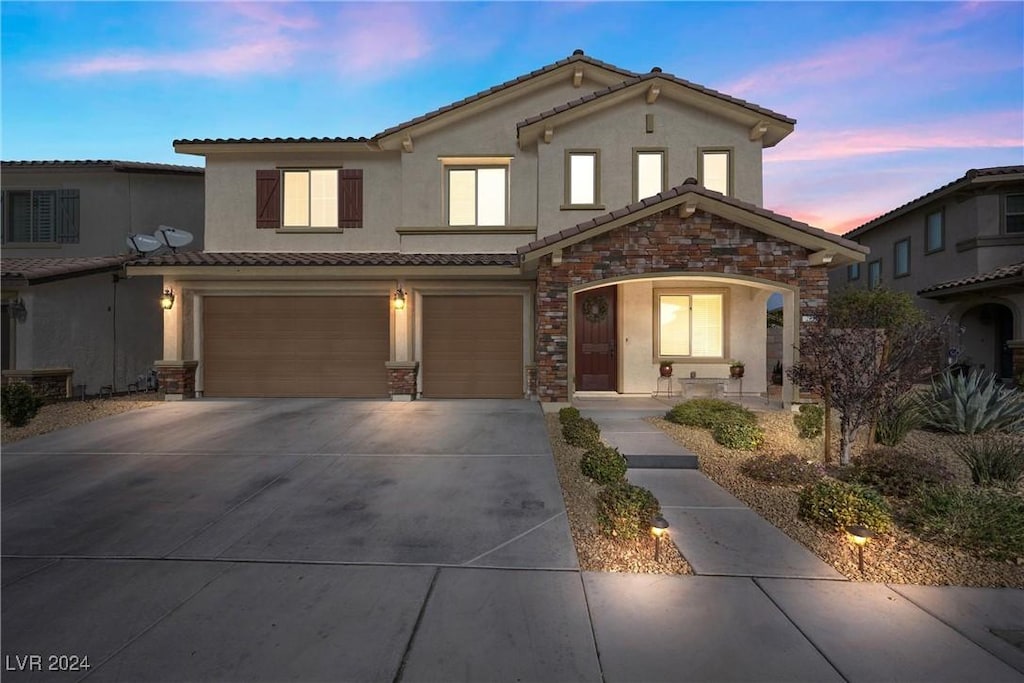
653, 289, 727, 361
282, 169, 339, 229
699, 149, 731, 196
446, 165, 508, 227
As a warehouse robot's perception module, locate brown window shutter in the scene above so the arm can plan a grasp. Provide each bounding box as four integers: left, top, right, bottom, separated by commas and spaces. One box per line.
256, 170, 281, 229
339, 169, 363, 228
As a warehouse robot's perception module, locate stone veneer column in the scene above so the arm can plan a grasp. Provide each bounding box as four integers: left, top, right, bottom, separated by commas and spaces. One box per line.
385, 361, 419, 401
1009, 341, 1024, 383
154, 360, 199, 401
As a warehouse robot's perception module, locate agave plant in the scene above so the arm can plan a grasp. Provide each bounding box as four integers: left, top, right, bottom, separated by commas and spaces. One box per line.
919, 368, 1024, 435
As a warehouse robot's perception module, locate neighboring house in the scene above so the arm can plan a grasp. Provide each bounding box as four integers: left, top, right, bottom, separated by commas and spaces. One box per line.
829, 166, 1024, 382
1, 160, 204, 397
129, 50, 865, 404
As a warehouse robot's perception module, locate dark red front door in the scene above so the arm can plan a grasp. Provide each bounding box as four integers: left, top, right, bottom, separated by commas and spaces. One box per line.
575, 285, 617, 391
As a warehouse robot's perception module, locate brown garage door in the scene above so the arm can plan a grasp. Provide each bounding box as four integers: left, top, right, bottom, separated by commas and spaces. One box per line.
203, 296, 389, 398
422, 295, 523, 398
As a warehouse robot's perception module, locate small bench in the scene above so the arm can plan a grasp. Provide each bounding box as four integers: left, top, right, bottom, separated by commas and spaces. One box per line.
679, 377, 729, 399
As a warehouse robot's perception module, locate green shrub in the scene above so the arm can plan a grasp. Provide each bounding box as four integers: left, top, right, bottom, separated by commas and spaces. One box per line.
666, 398, 756, 429
740, 453, 824, 486
798, 478, 893, 533
919, 368, 1024, 435
846, 447, 953, 498
558, 406, 581, 424
905, 484, 1024, 561
950, 434, 1024, 488
793, 403, 824, 439
580, 444, 627, 485
562, 417, 601, 449
1, 382, 44, 428
875, 392, 924, 446
596, 481, 661, 540
712, 419, 765, 451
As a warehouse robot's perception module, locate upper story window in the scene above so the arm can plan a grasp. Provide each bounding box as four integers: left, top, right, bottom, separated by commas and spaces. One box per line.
656, 291, 725, 359
894, 238, 910, 277
564, 151, 600, 209
925, 210, 944, 252
2, 189, 80, 244
448, 166, 507, 226
284, 170, 338, 228
1006, 194, 1024, 233
700, 149, 730, 195
635, 150, 666, 201
848, 263, 860, 281
868, 259, 882, 288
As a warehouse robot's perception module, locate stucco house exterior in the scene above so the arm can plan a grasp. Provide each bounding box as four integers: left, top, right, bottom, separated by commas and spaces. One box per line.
129, 51, 865, 404
829, 166, 1024, 383
1, 160, 204, 397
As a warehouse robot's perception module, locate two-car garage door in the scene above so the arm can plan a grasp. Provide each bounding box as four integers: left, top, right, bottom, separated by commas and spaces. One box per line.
202, 294, 524, 399
203, 296, 389, 398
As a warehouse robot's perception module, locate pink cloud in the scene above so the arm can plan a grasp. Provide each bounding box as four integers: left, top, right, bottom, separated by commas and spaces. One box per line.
65, 38, 298, 77
764, 111, 1022, 163
331, 4, 434, 77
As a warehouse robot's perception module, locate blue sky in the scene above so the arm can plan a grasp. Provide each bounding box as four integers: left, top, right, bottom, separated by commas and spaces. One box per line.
2, 1, 1022, 234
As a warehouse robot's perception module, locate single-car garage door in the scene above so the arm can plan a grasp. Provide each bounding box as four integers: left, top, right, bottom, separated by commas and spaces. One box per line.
422, 295, 523, 398
203, 296, 389, 398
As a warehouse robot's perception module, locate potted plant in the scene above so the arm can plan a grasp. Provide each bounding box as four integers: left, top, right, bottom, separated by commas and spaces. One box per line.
729, 360, 745, 379
659, 360, 674, 377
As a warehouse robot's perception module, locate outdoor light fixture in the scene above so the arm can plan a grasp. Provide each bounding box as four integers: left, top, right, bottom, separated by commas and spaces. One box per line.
160, 289, 175, 310
844, 524, 875, 573
650, 515, 669, 562
393, 288, 407, 311
9, 298, 27, 322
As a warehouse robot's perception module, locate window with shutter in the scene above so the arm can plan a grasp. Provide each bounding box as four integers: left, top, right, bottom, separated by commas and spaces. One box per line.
256, 170, 282, 229
263, 168, 363, 230
339, 169, 363, 228
2, 189, 78, 244
655, 291, 726, 359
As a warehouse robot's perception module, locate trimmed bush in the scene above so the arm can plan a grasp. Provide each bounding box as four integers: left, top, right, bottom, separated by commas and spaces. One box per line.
906, 484, 1024, 561
846, 447, 954, 498
874, 391, 924, 447
558, 406, 581, 424
950, 434, 1024, 488
562, 416, 601, 449
581, 444, 627, 485
919, 367, 1024, 435
740, 453, 824, 486
596, 481, 661, 540
712, 419, 765, 451
666, 398, 756, 429
1, 382, 44, 428
798, 478, 893, 533
793, 403, 824, 439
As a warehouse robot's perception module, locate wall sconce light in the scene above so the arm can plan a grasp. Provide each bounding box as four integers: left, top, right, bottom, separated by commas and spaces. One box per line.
393, 288, 407, 311
10, 298, 27, 322
844, 524, 875, 573
650, 515, 669, 562
160, 289, 175, 310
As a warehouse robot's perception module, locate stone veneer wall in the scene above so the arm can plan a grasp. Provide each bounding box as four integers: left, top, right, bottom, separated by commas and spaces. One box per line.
154, 360, 198, 399
385, 361, 419, 400
1, 369, 73, 400
535, 209, 829, 402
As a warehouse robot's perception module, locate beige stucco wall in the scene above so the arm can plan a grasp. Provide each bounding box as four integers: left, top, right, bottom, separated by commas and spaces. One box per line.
2, 168, 204, 257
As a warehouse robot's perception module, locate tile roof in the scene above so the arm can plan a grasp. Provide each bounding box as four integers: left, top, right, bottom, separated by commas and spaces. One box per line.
1, 160, 203, 174
517, 69, 794, 130
517, 178, 866, 256
373, 50, 638, 140
845, 166, 1024, 238
128, 252, 519, 268
1, 255, 131, 285
173, 136, 369, 146
918, 261, 1024, 295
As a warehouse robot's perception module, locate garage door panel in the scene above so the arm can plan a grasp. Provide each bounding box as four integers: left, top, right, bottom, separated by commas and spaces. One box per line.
203, 296, 389, 398
423, 296, 524, 399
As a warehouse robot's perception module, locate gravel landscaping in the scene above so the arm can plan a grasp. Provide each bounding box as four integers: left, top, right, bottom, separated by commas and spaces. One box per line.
546, 414, 692, 574
2, 395, 163, 444
651, 410, 1024, 588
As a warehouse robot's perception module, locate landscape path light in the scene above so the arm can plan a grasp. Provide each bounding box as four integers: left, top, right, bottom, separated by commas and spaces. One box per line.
650, 515, 669, 563
844, 524, 875, 573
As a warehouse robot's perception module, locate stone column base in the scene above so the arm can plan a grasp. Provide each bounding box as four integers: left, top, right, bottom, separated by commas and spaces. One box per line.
1, 368, 72, 400
386, 361, 419, 401
154, 360, 199, 400
1009, 340, 1024, 384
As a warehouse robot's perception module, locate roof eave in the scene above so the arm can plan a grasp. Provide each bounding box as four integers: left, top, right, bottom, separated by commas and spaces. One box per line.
919, 275, 1024, 299
172, 141, 378, 156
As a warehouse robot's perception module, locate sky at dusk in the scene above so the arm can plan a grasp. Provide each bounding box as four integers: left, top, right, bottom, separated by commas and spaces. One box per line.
2, 1, 1022, 235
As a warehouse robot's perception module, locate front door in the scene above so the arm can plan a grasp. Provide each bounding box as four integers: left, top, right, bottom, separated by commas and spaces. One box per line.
575, 285, 617, 391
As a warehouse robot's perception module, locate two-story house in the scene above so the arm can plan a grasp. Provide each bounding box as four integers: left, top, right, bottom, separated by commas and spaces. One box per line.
829, 166, 1024, 383
130, 51, 865, 404
1, 160, 204, 397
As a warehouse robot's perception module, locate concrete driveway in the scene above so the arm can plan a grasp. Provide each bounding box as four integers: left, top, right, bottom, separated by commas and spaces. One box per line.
3, 399, 598, 682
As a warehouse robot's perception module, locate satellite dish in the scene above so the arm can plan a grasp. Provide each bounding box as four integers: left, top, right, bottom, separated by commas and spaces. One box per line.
126, 233, 163, 254
154, 226, 194, 250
